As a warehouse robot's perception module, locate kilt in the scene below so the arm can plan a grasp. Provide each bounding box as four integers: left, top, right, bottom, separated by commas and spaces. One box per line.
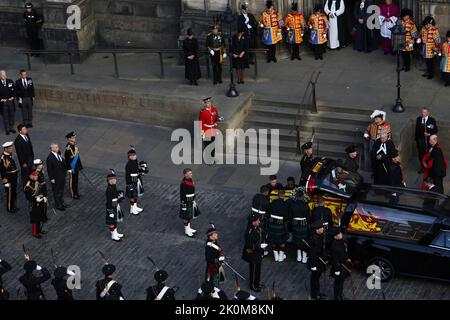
126, 183, 138, 199
267, 215, 288, 245
106, 209, 117, 225
292, 217, 309, 250
179, 201, 200, 220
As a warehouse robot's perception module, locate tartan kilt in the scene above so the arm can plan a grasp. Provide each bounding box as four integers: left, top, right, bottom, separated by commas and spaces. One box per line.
292, 224, 309, 250
105, 209, 117, 225
267, 221, 288, 245
126, 183, 138, 199
179, 203, 194, 220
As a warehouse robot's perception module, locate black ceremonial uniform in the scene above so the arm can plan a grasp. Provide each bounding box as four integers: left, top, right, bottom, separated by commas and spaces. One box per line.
51, 268, 74, 300
300, 153, 314, 185
0, 78, 16, 134
267, 197, 289, 245
206, 30, 226, 85
242, 224, 264, 290
179, 177, 199, 220
24, 178, 47, 237
19, 266, 51, 300
106, 184, 124, 225
0, 151, 18, 212
24, 7, 43, 52
65, 142, 83, 199
312, 205, 333, 230
96, 278, 124, 300
287, 198, 310, 252
329, 237, 351, 300
308, 229, 326, 299
249, 192, 269, 229
415, 116, 438, 168
146, 283, 176, 300
0, 260, 12, 300
125, 159, 140, 199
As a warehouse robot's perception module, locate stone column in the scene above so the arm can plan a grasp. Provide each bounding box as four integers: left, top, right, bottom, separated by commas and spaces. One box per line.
42, 0, 96, 63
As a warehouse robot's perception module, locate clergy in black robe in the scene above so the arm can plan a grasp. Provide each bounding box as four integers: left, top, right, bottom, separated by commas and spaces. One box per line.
237, 3, 258, 64
183, 29, 201, 85
371, 134, 396, 185
353, 0, 376, 52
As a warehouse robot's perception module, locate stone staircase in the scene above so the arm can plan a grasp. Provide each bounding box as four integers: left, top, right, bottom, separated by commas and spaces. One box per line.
242, 99, 372, 163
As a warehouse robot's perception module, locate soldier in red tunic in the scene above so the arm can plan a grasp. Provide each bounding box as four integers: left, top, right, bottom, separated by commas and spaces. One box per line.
198, 97, 223, 161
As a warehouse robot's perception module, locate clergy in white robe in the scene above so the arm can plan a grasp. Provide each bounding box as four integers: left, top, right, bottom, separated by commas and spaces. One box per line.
324, 0, 345, 49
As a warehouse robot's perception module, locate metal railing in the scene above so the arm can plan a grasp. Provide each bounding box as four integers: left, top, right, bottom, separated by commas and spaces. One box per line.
19, 48, 268, 80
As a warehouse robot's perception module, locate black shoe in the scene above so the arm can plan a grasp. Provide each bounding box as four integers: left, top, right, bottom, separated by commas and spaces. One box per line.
241, 80, 245, 84
298, 56, 302, 60
427, 75, 434, 80
404, 68, 410, 72
10, 129, 16, 134
194, 81, 198, 86
33, 234, 42, 239
422, 73, 429, 77
40, 230, 48, 235
273, 58, 277, 63
291, 57, 295, 61
5, 131, 9, 135
73, 195, 80, 200
218, 80, 223, 83
56, 206, 65, 211
63, 204, 71, 208
319, 56, 323, 60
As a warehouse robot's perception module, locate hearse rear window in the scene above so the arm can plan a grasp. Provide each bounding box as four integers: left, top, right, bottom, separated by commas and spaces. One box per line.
348, 203, 437, 242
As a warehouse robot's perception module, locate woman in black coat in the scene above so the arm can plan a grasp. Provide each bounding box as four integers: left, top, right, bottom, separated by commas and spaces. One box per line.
232, 29, 249, 84
182, 28, 201, 85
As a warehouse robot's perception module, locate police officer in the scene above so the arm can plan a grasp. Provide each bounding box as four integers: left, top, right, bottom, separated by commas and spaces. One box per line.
0, 257, 12, 300
308, 220, 327, 300
18, 259, 51, 300
146, 270, 176, 300
329, 227, 351, 300
96, 264, 125, 300
242, 216, 266, 292
64, 131, 83, 199
51, 266, 74, 300
24, 3, 43, 54
0, 141, 19, 213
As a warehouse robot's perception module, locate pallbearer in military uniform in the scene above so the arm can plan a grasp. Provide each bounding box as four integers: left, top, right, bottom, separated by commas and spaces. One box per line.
196, 281, 228, 300
24, 170, 47, 239
266, 174, 283, 203
308, 220, 327, 300
146, 270, 176, 300
199, 97, 223, 160
260, 0, 283, 63
64, 131, 83, 200
267, 189, 289, 262
19, 258, 51, 300
284, 2, 305, 61
364, 110, 391, 153
106, 170, 125, 242
342, 145, 359, 173
242, 216, 266, 292
308, 5, 328, 60
33, 159, 48, 221
96, 264, 125, 300
287, 190, 310, 263
300, 142, 314, 180
329, 227, 351, 300
205, 225, 225, 288
52, 266, 74, 300
440, 31, 450, 86
283, 176, 296, 200
206, 24, 226, 85
400, 9, 418, 72
23, 3, 43, 54
126, 147, 144, 215
179, 168, 199, 237
0, 257, 12, 300
417, 16, 441, 79
249, 185, 269, 234
0, 141, 18, 213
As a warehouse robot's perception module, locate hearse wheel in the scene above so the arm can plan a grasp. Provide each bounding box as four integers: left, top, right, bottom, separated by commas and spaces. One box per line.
368, 257, 395, 282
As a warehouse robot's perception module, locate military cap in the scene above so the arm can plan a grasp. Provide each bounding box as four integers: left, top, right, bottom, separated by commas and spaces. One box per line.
203, 97, 212, 102
127, 147, 136, 155
25, 2, 33, 8
201, 281, 214, 294
235, 290, 251, 300
33, 159, 43, 165
102, 264, 116, 276
107, 169, 116, 179
311, 220, 324, 230
401, 8, 413, 19
154, 269, 168, 282
65, 131, 76, 139
54, 266, 68, 279
24, 260, 37, 272
206, 227, 217, 236
2, 141, 13, 148
330, 227, 342, 237
345, 145, 356, 154
301, 142, 313, 150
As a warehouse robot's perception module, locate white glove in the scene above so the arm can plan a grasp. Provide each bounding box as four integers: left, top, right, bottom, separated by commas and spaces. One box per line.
109, 213, 114, 218
223, 53, 227, 59
18, 98, 22, 104
416, 38, 422, 44
219, 256, 225, 262
0, 259, 2, 262
409, 43, 413, 49
218, 116, 224, 122
197, 288, 203, 294
311, 267, 317, 271
36, 195, 44, 203
260, 243, 268, 249
363, 133, 369, 139
4, 183, 10, 188
67, 169, 72, 173
36, 265, 42, 271
260, 24, 264, 28
210, 50, 215, 56
286, 27, 290, 31
24, 254, 30, 261
334, 271, 341, 276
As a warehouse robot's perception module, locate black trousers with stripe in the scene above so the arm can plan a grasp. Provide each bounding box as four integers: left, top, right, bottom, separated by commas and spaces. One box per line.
69, 170, 79, 197
5, 179, 17, 212
249, 262, 261, 289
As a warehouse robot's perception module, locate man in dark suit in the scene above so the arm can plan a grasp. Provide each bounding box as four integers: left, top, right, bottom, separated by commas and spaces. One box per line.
46, 143, 67, 211
15, 70, 35, 128
14, 124, 34, 188
415, 108, 438, 172
0, 70, 16, 135
423, 135, 447, 194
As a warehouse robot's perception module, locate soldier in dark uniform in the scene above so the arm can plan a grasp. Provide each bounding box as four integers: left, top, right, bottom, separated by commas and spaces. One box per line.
24, 3, 43, 54
146, 270, 176, 300
51, 266, 74, 300
0, 141, 18, 213
266, 174, 283, 203
205, 226, 225, 288
415, 108, 438, 172
287, 191, 311, 264
283, 176, 296, 200
267, 189, 289, 262
242, 216, 266, 292
341, 145, 359, 173
64, 131, 82, 199
300, 142, 314, 183
206, 24, 226, 85
312, 197, 333, 230
0, 257, 12, 300
106, 170, 125, 242
196, 281, 228, 300
96, 264, 125, 300
308, 220, 327, 300
234, 290, 257, 300
0, 70, 16, 135
249, 185, 269, 229
18, 259, 51, 300
179, 168, 199, 237
33, 159, 48, 222
24, 170, 47, 238
126, 147, 144, 215
329, 227, 352, 300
